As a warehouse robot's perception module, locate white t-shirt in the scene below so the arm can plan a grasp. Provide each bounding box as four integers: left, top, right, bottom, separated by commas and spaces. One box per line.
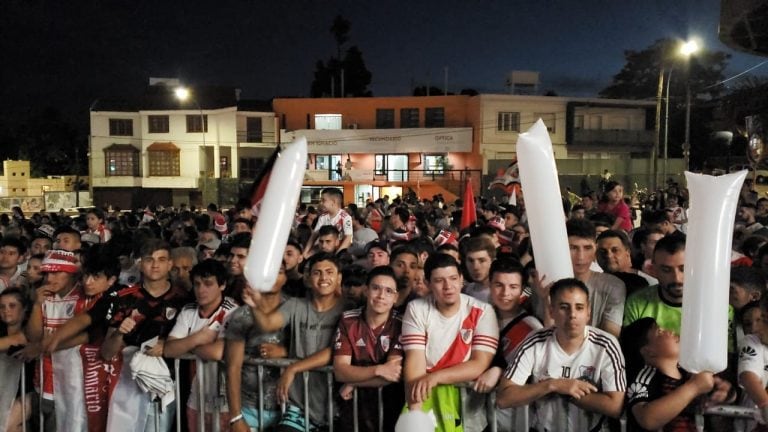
315, 209, 353, 237
401, 294, 498, 371
169, 296, 238, 411
504, 326, 626, 432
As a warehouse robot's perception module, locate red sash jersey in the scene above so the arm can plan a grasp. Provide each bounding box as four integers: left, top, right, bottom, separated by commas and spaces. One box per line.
333, 307, 403, 364
401, 294, 499, 372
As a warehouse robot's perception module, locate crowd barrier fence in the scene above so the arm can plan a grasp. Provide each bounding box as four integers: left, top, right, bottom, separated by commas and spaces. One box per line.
23, 355, 768, 432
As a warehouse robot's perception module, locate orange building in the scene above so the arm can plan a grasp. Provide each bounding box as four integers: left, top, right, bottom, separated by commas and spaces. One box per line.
273, 95, 482, 206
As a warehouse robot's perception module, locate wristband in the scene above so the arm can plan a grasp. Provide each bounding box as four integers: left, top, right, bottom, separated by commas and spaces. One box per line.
229, 413, 244, 425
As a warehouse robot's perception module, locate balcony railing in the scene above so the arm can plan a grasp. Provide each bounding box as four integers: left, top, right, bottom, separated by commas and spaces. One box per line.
236, 130, 277, 144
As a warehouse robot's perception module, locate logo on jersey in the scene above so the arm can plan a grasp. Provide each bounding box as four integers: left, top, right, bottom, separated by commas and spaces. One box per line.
627, 382, 649, 401
356, 338, 367, 347
66, 303, 75, 317
579, 365, 596, 381
740, 345, 758, 359
165, 307, 177, 320
380, 335, 390, 352
460, 329, 474, 344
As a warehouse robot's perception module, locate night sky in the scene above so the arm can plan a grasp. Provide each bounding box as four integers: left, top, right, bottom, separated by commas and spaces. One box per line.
2, 0, 766, 125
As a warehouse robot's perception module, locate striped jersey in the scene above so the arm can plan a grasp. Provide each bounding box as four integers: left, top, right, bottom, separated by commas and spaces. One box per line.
504, 326, 626, 432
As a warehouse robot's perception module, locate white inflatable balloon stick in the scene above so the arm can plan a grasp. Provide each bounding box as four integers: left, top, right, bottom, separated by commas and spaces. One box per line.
244, 137, 308, 292
516, 119, 573, 283
679, 170, 746, 373
395, 410, 436, 432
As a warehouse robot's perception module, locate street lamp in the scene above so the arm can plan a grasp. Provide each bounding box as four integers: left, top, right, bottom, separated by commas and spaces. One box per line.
680, 40, 699, 172
174, 86, 208, 205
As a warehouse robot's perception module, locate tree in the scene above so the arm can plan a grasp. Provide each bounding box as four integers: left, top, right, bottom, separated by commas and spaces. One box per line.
600, 38, 730, 101
330, 15, 350, 60
310, 16, 372, 97
600, 38, 730, 169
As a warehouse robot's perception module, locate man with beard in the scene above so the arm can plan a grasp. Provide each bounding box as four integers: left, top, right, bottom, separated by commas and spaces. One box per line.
624, 236, 734, 339
624, 236, 686, 331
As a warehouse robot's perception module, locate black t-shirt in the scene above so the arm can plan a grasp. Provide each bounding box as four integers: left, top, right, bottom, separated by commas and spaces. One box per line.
87, 282, 192, 347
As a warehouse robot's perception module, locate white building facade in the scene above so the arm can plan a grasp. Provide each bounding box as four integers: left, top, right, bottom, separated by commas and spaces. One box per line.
89, 91, 277, 209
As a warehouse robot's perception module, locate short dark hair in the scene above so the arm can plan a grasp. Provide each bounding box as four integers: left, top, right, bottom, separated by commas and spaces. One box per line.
731, 266, 766, 294
366, 265, 397, 288
320, 188, 343, 204
643, 210, 670, 227
653, 235, 685, 257
390, 246, 418, 263
190, 259, 228, 286
317, 225, 340, 238
82, 245, 120, 279
463, 236, 496, 260
393, 207, 410, 226
228, 232, 252, 250
232, 217, 254, 229
423, 253, 460, 281
597, 229, 631, 250
342, 264, 368, 288
138, 238, 172, 259
566, 218, 596, 240
549, 277, 590, 303
489, 258, 527, 282
0, 237, 27, 256
306, 252, 341, 273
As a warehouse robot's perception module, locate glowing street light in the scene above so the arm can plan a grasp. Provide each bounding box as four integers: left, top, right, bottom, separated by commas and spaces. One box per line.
174, 86, 208, 203
680, 40, 700, 56
174, 86, 190, 101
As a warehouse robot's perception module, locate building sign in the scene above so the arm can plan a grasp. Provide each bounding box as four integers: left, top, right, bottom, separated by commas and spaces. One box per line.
283, 128, 472, 154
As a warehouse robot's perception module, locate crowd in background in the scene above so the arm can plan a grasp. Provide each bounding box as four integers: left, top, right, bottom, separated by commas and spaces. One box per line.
1, 175, 768, 431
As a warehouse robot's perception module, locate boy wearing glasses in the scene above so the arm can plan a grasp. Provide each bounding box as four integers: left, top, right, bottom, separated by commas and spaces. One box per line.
333, 265, 404, 432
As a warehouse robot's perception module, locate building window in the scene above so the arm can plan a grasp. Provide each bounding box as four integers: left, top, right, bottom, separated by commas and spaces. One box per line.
400, 108, 419, 128
314, 114, 342, 130
246, 117, 263, 142
425, 108, 445, 127
109, 119, 133, 136
575, 115, 585, 130
148, 142, 180, 176
376, 109, 395, 128
534, 113, 556, 133
497, 112, 520, 132
424, 154, 447, 175
105, 145, 140, 177
148, 115, 169, 133
240, 157, 264, 179
186, 115, 208, 133
316, 155, 343, 180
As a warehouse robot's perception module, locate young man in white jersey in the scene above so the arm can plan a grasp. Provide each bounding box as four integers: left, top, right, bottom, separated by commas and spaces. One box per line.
303, 188, 353, 258
401, 253, 498, 431
497, 277, 626, 432
165, 259, 238, 431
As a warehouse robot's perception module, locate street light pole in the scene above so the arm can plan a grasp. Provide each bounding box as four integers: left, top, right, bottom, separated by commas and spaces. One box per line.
663, 68, 673, 183
680, 40, 699, 172
175, 87, 207, 206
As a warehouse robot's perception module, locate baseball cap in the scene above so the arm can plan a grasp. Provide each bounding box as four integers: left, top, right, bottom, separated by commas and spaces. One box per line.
365, 240, 389, 256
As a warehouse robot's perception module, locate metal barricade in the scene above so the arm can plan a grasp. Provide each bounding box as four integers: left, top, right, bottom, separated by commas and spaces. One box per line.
242, 357, 336, 432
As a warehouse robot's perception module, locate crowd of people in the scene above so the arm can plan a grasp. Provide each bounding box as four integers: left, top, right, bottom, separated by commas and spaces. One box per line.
1, 178, 768, 432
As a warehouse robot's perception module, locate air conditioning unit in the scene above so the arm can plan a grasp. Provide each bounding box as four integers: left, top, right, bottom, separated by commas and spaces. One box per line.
348, 123, 358, 129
